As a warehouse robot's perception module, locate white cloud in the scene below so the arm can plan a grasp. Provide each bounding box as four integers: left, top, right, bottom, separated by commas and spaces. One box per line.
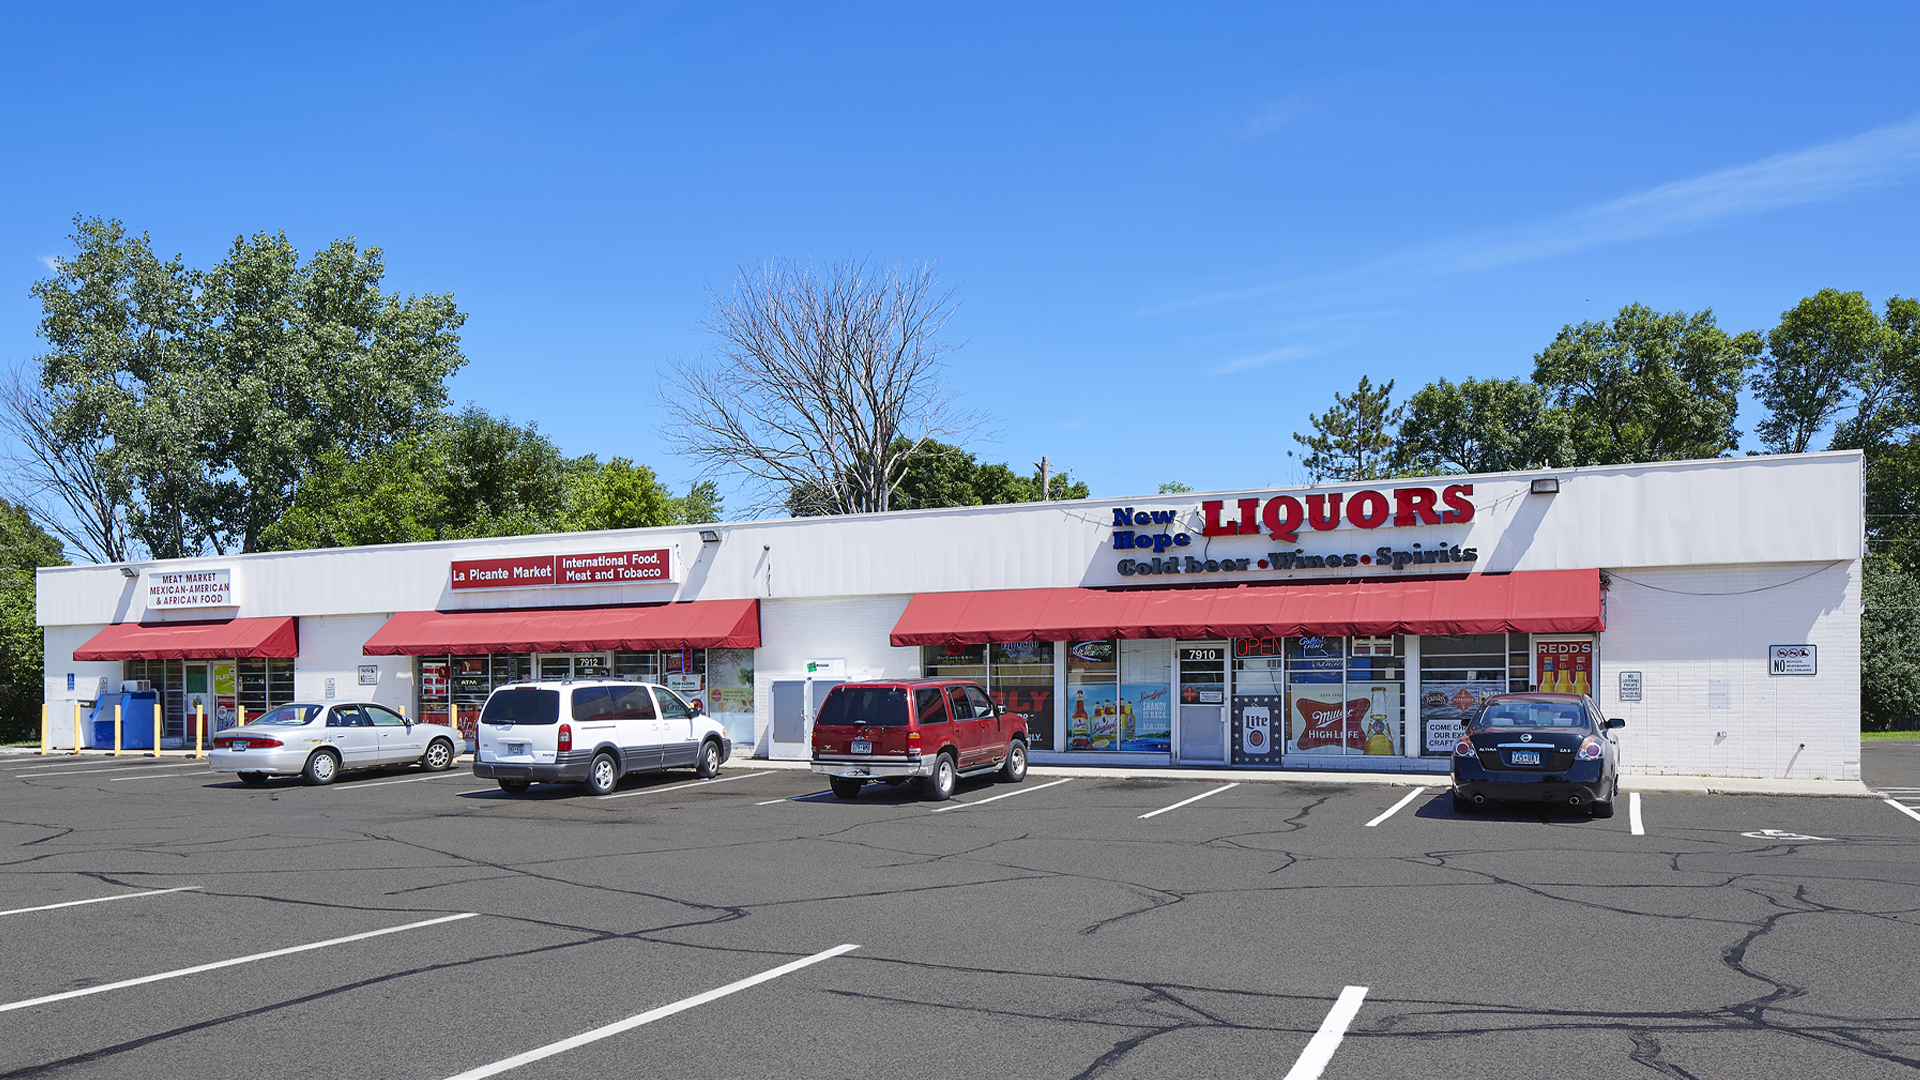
1389, 113, 1920, 277
1213, 344, 1312, 374
40, 255, 59, 272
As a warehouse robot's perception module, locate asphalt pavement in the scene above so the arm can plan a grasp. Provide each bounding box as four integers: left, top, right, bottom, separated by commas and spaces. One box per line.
1, 745, 1917, 1079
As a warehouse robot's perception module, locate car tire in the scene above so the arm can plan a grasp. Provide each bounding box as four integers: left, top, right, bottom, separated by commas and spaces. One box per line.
584, 753, 618, 796
694, 739, 722, 778
238, 771, 268, 785
497, 778, 530, 793
301, 749, 340, 786
830, 776, 863, 799
1451, 791, 1474, 814
1589, 797, 1616, 819
922, 752, 957, 802
998, 739, 1028, 783
421, 738, 455, 772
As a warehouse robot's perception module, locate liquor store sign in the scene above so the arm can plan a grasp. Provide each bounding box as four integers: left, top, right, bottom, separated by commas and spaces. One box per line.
451, 548, 676, 591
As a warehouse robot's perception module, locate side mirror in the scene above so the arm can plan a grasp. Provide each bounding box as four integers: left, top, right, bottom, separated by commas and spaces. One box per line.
691, 702, 705, 717
1607, 718, 1626, 729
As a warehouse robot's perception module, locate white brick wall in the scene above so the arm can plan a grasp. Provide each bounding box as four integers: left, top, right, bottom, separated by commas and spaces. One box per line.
292, 614, 415, 716
1597, 560, 1860, 780
749, 595, 920, 758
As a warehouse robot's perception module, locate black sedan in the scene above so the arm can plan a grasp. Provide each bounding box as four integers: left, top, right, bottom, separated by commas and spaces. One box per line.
1450, 692, 1624, 817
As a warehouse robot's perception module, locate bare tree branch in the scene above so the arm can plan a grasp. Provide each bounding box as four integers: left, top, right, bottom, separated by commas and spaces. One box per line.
0, 366, 130, 563
663, 258, 984, 516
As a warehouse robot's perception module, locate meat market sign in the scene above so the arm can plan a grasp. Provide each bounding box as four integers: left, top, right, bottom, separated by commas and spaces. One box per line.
451, 547, 676, 591
147, 568, 233, 608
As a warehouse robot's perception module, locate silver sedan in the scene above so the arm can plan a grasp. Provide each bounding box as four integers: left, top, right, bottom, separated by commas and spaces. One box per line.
208, 702, 460, 786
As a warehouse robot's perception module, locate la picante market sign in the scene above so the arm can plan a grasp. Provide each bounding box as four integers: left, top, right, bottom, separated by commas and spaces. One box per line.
1110, 484, 1480, 578
451, 547, 676, 591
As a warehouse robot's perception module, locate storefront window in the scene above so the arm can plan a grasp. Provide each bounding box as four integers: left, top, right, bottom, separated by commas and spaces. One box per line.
1230, 638, 1285, 765
1419, 634, 1508, 756
662, 647, 705, 701
1065, 640, 1117, 750
989, 642, 1055, 751
922, 644, 987, 680
237, 658, 294, 717
1119, 639, 1173, 752
706, 648, 754, 748
614, 651, 659, 680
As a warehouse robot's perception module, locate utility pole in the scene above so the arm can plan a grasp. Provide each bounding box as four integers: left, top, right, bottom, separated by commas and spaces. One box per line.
1035, 456, 1050, 501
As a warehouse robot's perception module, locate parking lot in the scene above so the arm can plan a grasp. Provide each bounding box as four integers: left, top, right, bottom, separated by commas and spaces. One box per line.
3, 747, 1918, 1080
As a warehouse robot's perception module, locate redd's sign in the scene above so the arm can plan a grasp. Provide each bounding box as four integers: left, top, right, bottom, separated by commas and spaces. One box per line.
1201, 484, 1474, 542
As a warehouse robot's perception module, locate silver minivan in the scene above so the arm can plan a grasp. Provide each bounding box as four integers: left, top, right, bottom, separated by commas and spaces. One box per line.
472, 680, 732, 795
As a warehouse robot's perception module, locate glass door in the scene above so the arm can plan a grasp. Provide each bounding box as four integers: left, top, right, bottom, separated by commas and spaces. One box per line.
1175, 642, 1228, 763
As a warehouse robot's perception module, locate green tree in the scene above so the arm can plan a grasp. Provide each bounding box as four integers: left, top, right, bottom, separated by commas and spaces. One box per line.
564, 457, 679, 532
1753, 289, 1893, 454
1157, 481, 1193, 494
1291, 376, 1402, 481
1393, 376, 1574, 475
1531, 303, 1760, 465
1862, 556, 1920, 730
255, 438, 447, 550
672, 481, 724, 525
433, 408, 569, 539
24, 216, 468, 559
0, 502, 67, 742
788, 439, 1088, 514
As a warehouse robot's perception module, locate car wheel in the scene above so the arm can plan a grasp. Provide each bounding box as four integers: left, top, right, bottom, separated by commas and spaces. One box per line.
922, 752, 957, 802
584, 753, 618, 796
830, 776, 863, 799
301, 749, 340, 786
693, 739, 722, 778
238, 771, 268, 785
998, 739, 1028, 783
421, 738, 455, 772
498, 778, 530, 793
1589, 797, 1616, 819
1451, 791, 1474, 814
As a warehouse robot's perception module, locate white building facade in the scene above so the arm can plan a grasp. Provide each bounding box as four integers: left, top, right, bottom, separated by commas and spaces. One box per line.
37, 451, 1866, 781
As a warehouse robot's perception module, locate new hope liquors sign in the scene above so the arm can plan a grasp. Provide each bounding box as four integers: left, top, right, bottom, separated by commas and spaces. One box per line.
451, 547, 676, 591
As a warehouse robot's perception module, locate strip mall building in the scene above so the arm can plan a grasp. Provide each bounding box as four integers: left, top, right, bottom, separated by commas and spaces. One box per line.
36, 451, 1865, 781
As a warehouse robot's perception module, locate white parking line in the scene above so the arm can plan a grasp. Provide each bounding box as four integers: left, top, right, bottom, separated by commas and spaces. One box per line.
6, 759, 169, 771
929, 777, 1072, 813
439, 943, 859, 1080
599, 771, 773, 800
1363, 788, 1426, 827
1883, 798, 1920, 823
0, 886, 201, 918
1629, 792, 1645, 835
0, 912, 478, 1013
1138, 783, 1239, 819
757, 791, 836, 805
110, 769, 215, 781
332, 772, 470, 790
1282, 985, 1369, 1080
17, 762, 206, 778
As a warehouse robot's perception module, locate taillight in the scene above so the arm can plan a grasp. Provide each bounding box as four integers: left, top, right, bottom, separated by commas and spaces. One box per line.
906, 730, 921, 756
1454, 738, 1476, 757
558, 724, 572, 752
1576, 736, 1603, 761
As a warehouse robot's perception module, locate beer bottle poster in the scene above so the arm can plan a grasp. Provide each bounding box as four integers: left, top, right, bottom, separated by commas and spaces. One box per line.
1535, 640, 1593, 695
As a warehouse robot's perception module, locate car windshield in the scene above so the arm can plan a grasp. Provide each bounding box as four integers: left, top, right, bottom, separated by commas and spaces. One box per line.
1476, 701, 1589, 729
481, 688, 561, 726
817, 686, 909, 727
249, 704, 321, 726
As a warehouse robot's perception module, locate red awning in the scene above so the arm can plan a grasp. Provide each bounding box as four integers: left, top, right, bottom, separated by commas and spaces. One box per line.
890, 570, 1604, 645
362, 599, 761, 656
72, 617, 300, 661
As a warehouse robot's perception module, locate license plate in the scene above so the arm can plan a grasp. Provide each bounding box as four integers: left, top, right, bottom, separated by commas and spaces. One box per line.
229, 745, 244, 752
851, 740, 871, 754
504, 743, 528, 756
1510, 750, 1540, 765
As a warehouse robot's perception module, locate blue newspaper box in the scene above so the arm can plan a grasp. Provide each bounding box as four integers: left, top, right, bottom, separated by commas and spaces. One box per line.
90, 691, 161, 750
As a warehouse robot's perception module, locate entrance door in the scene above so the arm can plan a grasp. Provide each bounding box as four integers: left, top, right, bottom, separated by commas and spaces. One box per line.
1176, 643, 1228, 763
185, 664, 213, 747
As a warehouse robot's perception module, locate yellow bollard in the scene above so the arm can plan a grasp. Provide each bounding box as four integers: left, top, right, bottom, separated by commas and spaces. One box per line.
238, 705, 246, 728
195, 702, 205, 759
40, 703, 48, 756
114, 703, 122, 757
153, 706, 161, 758
72, 700, 81, 755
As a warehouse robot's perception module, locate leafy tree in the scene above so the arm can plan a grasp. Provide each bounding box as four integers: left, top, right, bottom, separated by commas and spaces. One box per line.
434, 407, 569, 539
1393, 376, 1574, 475
564, 457, 679, 532
1753, 289, 1893, 454
672, 481, 724, 525
1157, 481, 1193, 494
20, 216, 467, 559
788, 439, 1088, 515
0, 502, 67, 741
1291, 376, 1402, 481
1862, 556, 1920, 730
1531, 303, 1760, 465
255, 438, 446, 550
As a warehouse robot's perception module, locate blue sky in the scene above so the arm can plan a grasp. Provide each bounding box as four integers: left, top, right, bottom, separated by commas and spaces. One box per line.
3, 2, 1917, 512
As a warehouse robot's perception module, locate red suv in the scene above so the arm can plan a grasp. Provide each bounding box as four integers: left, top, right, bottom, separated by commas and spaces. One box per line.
810, 679, 1029, 801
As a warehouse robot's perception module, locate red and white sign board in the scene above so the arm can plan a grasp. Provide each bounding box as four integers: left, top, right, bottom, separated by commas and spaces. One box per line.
451, 548, 675, 591
148, 568, 233, 608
